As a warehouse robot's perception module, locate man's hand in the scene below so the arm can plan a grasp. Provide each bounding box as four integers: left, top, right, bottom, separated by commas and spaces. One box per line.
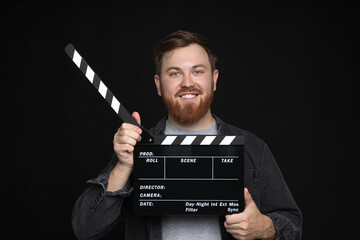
107, 112, 142, 192
224, 188, 276, 240
113, 112, 142, 167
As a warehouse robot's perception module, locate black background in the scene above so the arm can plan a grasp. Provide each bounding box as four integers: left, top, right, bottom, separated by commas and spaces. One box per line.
6, 1, 359, 239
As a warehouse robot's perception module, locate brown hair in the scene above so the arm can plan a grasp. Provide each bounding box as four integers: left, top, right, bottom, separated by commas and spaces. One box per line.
153, 30, 217, 76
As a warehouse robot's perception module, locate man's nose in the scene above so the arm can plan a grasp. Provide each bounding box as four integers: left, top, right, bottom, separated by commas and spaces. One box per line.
180, 73, 195, 88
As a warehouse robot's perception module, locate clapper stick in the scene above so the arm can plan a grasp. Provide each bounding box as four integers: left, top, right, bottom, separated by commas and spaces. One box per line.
65, 43, 153, 143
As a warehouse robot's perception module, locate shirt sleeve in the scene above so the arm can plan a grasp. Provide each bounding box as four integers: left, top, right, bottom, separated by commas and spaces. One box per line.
71, 153, 133, 240
259, 142, 303, 240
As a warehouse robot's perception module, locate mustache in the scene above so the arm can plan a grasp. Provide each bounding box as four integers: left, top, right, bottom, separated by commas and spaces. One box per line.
176, 87, 203, 96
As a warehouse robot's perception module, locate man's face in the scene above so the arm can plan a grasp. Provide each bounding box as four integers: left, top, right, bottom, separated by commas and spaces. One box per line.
154, 44, 218, 124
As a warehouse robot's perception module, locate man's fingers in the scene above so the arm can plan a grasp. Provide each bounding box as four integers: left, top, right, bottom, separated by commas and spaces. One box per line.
114, 134, 138, 146
224, 216, 251, 240
225, 213, 245, 225
113, 122, 142, 157
118, 122, 142, 134
225, 220, 250, 230
115, 123, 142, 140
132, 111, 141, 125
244, 188, 254, 208
114, 143, 134, 154
114, 128, 142, 143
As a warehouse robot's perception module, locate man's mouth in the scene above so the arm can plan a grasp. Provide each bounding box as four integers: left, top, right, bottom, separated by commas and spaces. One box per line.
176, 87, 202, 102
180, 93, 198, 99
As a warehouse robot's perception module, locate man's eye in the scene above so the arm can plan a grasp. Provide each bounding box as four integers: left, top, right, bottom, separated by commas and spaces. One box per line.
171, 72, 180, 76
194, 70, 202, 75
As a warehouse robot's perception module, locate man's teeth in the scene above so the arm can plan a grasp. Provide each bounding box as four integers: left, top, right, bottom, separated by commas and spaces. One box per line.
181, 94, 196, 99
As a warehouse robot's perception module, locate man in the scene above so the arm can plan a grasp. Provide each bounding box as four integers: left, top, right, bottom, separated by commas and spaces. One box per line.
72, 30, 302, 240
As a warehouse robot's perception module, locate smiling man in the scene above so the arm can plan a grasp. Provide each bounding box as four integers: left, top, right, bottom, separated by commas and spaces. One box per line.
72, 30, 302, 240
154, 43, 217, 129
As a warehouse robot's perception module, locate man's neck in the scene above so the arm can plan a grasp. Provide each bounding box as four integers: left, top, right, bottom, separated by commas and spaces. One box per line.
167, 110, 215, 131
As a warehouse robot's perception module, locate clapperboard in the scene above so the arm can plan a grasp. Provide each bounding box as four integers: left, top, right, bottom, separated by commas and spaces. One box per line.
65, 44, 244, 215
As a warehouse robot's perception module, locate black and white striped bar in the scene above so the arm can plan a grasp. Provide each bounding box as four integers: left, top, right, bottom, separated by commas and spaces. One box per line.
64, 43, 153, 143
65, 44, 122, 117
156, 135, 244, 145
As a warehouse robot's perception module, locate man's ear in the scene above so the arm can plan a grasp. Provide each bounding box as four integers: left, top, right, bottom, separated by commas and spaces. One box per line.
212, 69, 219, 91
154, 74, 162, 96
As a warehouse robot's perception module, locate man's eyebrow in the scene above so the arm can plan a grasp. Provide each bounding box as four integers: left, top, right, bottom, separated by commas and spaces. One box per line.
165, 66, 181, 73
192, 64, 208, 69
164, 64, 208, 73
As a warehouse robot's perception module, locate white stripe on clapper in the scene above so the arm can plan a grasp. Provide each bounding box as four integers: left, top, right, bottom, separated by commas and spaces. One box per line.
200, 136, 216, 145
161, 136, 177, 145
111, 97, 121, 114
72, 49, 82, 68
85, 65, 95, 83
180, 136, 197, 145
220, 136, 236, 145
98, 81, 107, 98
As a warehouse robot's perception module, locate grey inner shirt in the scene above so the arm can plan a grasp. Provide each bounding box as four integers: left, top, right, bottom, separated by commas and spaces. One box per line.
162, 120, 221, 240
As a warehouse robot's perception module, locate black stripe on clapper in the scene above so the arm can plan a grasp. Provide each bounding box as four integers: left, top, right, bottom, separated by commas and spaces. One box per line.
64, 43, 75, 59
173, 135, 186, 145
105, 89, 114, 107
210, 136, 224, 145
192, 135, 206, 145
118, 106, 138, 126
92, 74, 101, 90
232, 136, 245, 145
79, 58, 88, 75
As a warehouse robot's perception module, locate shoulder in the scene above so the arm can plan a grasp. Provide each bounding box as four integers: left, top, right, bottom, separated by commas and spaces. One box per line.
216, 115, 264, 146
215, 115, 267, 168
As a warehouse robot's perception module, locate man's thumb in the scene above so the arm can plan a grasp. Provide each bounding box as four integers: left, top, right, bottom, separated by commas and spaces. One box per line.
132, 111, 141, 125
244, 188, 254, 208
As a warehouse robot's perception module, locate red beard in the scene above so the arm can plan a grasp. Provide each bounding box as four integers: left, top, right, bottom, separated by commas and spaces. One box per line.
161, 84, 214, 125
